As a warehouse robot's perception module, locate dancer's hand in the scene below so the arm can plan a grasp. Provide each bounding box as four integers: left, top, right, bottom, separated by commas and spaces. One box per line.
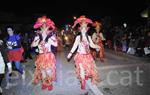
51, 35, 57, 40
34, 36, 39, 42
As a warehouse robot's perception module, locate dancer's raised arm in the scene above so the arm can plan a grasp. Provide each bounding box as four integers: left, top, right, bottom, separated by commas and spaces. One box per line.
67, 36, 79, 59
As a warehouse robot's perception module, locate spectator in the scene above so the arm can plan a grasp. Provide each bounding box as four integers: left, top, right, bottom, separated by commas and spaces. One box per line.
22, 33, 32, 61
5, 27, 25, 85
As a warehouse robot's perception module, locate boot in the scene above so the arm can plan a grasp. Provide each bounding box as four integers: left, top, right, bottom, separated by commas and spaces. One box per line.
41, 84, 47, 90
81, 79, 86, 90
85, 75, 88, 80
48, 84, 53, 91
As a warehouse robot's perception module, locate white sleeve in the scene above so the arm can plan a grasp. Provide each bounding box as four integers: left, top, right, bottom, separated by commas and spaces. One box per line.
88, 36, 99, 49
31, 36, 40, 47
70, 36, 79, 53
48, 36, 58, 47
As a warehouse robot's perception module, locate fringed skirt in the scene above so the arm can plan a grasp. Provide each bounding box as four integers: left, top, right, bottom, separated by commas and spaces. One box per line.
33, 52, 56, 86
74, 53, 100, 84
98, 42, 105, 59
91, 42, 105, 61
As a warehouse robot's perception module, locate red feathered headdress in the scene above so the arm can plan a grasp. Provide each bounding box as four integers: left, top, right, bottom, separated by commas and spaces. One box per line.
34, 16, 55, 30
72, 15, 93, 28
93, 21, 102, 27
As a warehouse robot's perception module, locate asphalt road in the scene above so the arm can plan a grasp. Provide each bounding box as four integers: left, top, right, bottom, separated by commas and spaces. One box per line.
1, 49, 150, 95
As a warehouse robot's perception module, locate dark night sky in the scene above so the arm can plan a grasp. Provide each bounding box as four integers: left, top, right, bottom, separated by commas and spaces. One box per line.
0, 0, 148, 27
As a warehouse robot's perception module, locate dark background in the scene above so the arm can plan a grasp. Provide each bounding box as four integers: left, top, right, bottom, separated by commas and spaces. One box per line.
0, 0, 149, 27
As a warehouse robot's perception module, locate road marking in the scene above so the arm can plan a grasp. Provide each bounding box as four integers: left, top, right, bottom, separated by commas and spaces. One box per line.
99, 64, 150, 70
86, 80, 104, 95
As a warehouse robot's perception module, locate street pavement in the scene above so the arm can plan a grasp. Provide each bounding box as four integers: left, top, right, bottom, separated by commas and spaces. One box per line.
1, 48, 150, 95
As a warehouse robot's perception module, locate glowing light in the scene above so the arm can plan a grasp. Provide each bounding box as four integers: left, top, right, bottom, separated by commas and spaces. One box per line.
64, 36, 68, 40
141, 9, 148, 18
73, 16, 77, 20
41, 18, 46, 22
123, 23, 127, 28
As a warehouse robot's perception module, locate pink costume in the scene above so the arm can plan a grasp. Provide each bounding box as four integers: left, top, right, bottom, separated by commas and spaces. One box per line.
32, 16, 57, 91
69, 16, 100, 90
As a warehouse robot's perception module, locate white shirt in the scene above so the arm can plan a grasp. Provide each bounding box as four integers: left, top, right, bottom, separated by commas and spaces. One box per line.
38, 42, 52, 53
31, 35, 58, 53
0, 52, 5, 74
70, 35, 99, 54
77, 38, 90, 54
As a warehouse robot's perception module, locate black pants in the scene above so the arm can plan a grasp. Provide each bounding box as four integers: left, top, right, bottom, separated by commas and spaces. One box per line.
23, 46, 32, 60
136, 48, 144, 57
0, 74, 4, 86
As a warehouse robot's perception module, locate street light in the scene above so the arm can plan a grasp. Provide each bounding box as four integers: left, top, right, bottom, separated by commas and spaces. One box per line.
73, 16, 77, 20
123, 23, 127, 28
141, 9, 148, 18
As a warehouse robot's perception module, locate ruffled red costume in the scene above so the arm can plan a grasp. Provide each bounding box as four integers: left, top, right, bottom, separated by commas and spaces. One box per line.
92, 21, 105, 62
32, 16, 57, 91
33, 49, 56, 86
71, 16, 100, 90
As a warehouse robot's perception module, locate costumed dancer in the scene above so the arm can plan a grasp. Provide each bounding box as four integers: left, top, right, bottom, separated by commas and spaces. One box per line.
6, 27, 25, 84
31, 16, 57, 91
92, 21, 105, 62
67, 16, 103, 95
